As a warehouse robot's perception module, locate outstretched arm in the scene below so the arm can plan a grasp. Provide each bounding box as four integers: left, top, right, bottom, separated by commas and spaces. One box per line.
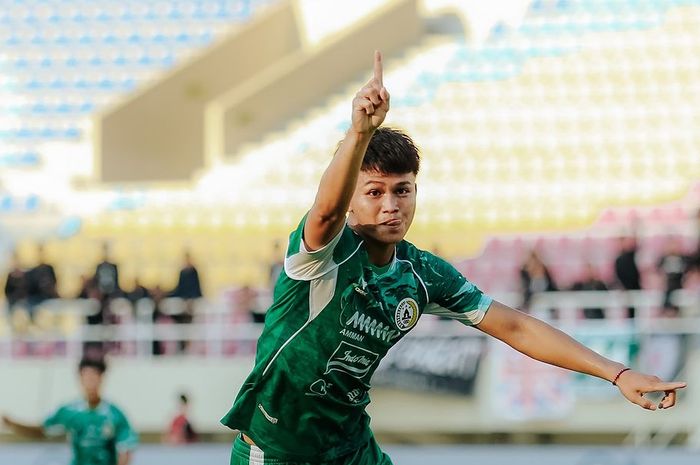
476, 301, 687, 410
2, 415, 46, 439
304, 51, 390, 251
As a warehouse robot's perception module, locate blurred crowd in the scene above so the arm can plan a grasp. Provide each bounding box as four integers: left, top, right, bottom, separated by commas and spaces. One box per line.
4, 243, 203, 321
3, 243, 205, 356
3, 228, 700, 357
520, 233, 700, 319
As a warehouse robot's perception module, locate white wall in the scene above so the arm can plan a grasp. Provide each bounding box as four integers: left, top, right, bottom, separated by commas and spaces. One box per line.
0, 357, 254, 433
2, 343, 698, 438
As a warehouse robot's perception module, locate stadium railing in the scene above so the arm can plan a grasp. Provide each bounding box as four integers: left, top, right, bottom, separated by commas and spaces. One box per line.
1, 289, 698, 359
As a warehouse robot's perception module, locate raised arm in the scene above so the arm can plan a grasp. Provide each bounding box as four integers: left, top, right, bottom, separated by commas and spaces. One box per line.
2, 415, 46, 439
304, 51, 390, 251
476, 301, 687, 410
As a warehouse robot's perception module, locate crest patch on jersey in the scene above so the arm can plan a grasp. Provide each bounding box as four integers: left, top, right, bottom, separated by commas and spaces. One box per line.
395, 298, 419, 331
102, 423, 114, 438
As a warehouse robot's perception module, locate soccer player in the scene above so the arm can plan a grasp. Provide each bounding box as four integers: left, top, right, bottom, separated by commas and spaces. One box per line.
2, 357, 138, 465
221, 51, 687, 465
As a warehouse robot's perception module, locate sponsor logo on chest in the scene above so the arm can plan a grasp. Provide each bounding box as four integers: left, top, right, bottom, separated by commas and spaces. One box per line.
344, 311, 400, 342
324, 341, 379, 378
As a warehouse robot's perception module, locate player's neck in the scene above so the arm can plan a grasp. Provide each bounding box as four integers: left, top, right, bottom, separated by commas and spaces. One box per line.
364, 240, 395, 266
86, 396, 101, 409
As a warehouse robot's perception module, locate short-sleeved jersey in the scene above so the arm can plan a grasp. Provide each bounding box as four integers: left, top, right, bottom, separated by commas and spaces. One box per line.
221, 216, 492, 462
43, 399, 138, 465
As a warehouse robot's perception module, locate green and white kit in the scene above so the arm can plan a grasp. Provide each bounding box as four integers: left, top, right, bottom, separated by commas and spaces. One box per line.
43, 399, 138, 465
222, 215, 492, 463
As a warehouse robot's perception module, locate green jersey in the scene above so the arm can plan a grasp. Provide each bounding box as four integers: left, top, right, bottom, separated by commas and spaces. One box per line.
43, 399, 138, 465
222, 216, 492, 461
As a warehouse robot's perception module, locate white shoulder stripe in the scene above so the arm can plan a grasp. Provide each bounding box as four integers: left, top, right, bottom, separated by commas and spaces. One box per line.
263, 242, 364, 377
284, 227, 363, 281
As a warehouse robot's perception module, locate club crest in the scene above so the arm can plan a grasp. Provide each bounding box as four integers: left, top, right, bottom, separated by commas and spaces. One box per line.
395, 298, 419, 331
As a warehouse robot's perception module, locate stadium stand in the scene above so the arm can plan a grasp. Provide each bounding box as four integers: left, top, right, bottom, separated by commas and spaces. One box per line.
3, 0, 700, 296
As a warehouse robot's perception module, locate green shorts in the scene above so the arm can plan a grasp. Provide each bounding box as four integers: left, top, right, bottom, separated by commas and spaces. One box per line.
230, 434, 393, 465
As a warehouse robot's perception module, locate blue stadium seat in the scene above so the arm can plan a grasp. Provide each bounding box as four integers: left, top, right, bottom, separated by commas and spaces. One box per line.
0, 0, 275, 155
0, 152, 40, 167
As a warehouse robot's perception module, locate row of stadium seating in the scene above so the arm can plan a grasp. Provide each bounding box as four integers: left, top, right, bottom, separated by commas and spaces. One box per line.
0, 0, 271, 23
3, 0, 700, 296
0, 0, 275, 166
218, 3, 700, 226
1, 0, 694, 145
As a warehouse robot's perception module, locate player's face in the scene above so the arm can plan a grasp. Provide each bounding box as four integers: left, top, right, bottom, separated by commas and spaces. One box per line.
348, 170, 416, 245
79, 367, 103, 400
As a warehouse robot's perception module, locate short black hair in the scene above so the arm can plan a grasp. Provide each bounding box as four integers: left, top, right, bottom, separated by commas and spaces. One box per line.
179, 394, 189, 404
361, 127, 420, 175
78, 357, 107, 374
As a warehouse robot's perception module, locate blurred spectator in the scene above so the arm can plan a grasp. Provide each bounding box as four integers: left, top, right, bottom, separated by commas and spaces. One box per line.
165, 393, 197, 445
660, 305, 681, 319
77, 274, 97, 300
85, 243, 122, 351
4, 252, 27, 314
570, 263, 609, 319
151, 285, 167, 356
94, 242, 120, 298
26, 244, 58, 316
688, 209, 700, 275
76, 274, 105, 361
170, 252, 202, 353
268, 241, 284, 291
520, 250, 557, 311
78, 273, 110, 355
657, 237, 690, 312
614, 236, 641, 318
127, 277, 151, 304
171, 251, 202, 301
240, 285, 264, 323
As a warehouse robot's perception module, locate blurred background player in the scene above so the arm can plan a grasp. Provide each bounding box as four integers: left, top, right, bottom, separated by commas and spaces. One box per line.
2, 357, 138, 465
165, 393, 198, 445
221, 51, 687, 465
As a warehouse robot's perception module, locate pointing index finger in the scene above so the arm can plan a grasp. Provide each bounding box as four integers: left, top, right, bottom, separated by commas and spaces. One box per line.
646, 381, 688, 393
374, 50, 383, 86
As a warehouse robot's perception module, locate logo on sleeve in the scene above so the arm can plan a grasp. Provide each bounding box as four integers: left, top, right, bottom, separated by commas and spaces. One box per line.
395, 298, 419, 331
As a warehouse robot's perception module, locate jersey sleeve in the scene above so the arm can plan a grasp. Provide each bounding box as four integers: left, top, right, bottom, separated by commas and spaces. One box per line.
283, 213, 361, 281
42, 405, 69, 437
113, 407, 139, 452
421, 253, 492, 326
